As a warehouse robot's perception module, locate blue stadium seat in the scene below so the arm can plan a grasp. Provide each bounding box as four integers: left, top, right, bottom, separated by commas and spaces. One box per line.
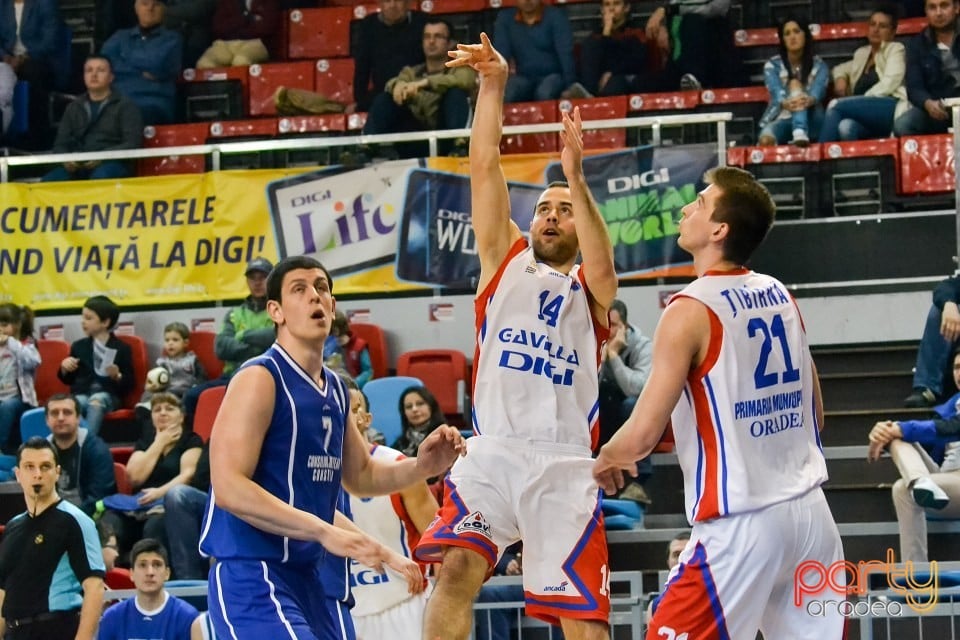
19, 407, 50, 442
363, 376, 424, 448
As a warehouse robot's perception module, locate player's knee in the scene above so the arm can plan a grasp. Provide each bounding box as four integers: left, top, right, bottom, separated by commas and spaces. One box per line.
436, 548, 487, 597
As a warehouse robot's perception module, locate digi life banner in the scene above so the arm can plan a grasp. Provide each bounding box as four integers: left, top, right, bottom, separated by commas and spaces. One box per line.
545, 144, 717, 278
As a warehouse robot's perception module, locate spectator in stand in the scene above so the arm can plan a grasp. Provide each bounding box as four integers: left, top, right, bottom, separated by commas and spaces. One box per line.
598, 299, 653, 506
757, 17, 829, 147
0, 61, 14, 136
868, 348, 960, 562
642, 0, 744, 90
57, 295, 135, 437
893, 0, 960, 136
905, 274, 960, 408
0, 303, 38, 453
161, 443, 209, 579
493, 0, 578, 102
576, 0, 664, 97
324, 311, 375, 388
194, 0, 279, 68
163, 0, 215, 69
362, 18, 474, 154
181, 256, 274, 427
101, 0, 182, 125
42, 55, 143, 182
821, 4, 907, 142
97, 538, 201, 639
101, 392, 203, 559
0, 0, 65, 148
392, 385, 445, 459
352, 0, 426, 112
44, 393, 116, 517
140, 322, 206, 405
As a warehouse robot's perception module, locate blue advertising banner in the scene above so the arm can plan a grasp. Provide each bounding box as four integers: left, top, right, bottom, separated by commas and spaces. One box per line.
545, 143, 717, 277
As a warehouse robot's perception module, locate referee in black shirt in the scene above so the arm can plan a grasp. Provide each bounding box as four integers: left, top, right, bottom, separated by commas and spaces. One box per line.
0, 437, 105, 639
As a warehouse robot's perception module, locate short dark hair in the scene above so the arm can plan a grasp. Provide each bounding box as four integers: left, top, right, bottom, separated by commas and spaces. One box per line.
343, 376, 370, 410
0, 303, 34, 340
163, 321, 190, 339
266, 256, 333, 303
83, 295, 120, 330
96, 520, 116, 546
872, 3, 899, 29
45, 393, 81, 416
545, 180, 569, 190
704, 166, 776, 265
130, 537, 169, 567
424, 17, 454, 40
84, 54, 112, 71
609, 299, 628, 324
16, 436, 60, 466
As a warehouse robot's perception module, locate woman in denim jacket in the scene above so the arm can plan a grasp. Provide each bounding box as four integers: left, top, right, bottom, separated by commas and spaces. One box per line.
758, 17, 829, 146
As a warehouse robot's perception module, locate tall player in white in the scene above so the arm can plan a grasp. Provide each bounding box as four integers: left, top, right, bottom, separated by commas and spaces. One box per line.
416, 33, 618, 640
594, 167, 843, 639
346, 384, 438, 639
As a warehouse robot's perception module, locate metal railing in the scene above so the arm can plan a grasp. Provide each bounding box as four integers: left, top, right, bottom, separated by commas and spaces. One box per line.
0, 112, 733, 183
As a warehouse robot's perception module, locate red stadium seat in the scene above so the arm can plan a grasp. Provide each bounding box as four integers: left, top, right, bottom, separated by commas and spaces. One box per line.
139, 123, 209, 176
396, 349, 470, 423
101, 334, 149, 437
559, 95, 627, 150
248, 61, 315, 117
35, 339, 71, 404
287, 7, 352, 59
181, 66, 250, 111
314, 58, 354, 106
419, 0, 485, 12
900, 134, 955, 195
207, 118, 279, 140
194, 385, 227, 443
189, 331, 223, 381
114, 462, 132, 495
350, 323, 389, 379
501, 100, 559, 155
110, 446, 134, 465
278, 114, 347, 134
627, 90, 700, 113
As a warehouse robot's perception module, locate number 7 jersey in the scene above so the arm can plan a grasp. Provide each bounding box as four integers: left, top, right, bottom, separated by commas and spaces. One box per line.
669, 269, 828, 523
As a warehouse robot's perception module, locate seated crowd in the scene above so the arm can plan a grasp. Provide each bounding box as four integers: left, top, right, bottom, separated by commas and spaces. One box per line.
1, 0, 951, 166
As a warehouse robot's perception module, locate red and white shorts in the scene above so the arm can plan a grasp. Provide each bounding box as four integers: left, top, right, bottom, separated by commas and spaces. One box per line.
415, 435, 610, 625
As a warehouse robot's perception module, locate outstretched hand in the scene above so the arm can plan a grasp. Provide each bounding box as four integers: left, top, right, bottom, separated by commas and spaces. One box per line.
446, 32, 507, 81
559, 106, 585, 182
415, 424, 467, 478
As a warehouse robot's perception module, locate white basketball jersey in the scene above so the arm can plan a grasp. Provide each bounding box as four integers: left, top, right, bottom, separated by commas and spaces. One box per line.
348, 445, 425, 616
669, 269, 828, 523
473, 240, 606, 451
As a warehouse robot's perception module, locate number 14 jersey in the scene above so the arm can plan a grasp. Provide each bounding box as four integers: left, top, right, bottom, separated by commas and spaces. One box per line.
472, 239, 607, 452
669, 269, 828, 523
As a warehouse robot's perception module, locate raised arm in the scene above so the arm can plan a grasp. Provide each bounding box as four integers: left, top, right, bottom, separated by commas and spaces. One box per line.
448, 33, 522, 293
560, 107, 617, 318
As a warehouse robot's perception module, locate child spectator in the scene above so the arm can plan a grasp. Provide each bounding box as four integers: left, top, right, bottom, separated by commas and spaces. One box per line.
57, 296, 134, 436
392, 385, 445, 458
141, 322, 206, 404
0, 303, 39, 452
97, 538, 201, 639
325, 311, 374, 388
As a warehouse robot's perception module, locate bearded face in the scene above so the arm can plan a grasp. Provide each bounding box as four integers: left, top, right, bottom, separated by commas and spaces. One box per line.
529, 186, 579, 267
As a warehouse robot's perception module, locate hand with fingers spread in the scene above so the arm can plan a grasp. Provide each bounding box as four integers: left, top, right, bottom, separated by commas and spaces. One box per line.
559, 106, 585, 182
446, 32, 507, 84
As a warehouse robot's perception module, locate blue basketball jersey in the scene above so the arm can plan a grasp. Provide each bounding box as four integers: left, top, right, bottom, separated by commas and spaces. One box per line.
199, 344, 349, 565
98, 592, 199, 640
320, 489, 354, 606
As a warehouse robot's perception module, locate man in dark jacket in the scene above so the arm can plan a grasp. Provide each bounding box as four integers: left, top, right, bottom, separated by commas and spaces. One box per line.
894, 0, 960, 135
42, 55, 143, 182
44, 394, 116, 517
906, 275, 960, 407
352, 0, 426, 112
